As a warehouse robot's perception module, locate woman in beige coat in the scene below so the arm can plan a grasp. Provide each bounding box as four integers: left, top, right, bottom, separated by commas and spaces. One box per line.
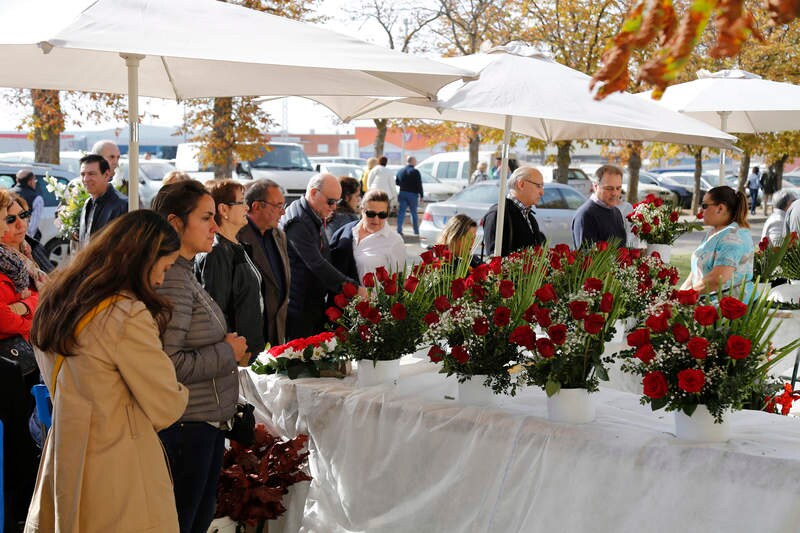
25, 210, 189, 533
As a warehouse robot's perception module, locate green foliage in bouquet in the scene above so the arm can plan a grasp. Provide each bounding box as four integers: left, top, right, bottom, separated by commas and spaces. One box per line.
626, 194, 702, 245
43, 173, 88, 240
757, 232, 797, 281
423, 247, 549, 395
613, 247, 680, 323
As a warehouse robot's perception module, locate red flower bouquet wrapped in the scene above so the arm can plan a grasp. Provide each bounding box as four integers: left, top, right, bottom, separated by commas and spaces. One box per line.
250, 332, 343, 379
626, 194, 701, 245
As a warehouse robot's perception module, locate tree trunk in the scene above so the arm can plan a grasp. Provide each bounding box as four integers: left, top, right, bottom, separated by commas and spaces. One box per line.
737, 152, 750, 194
373, 119, 387, 158
626, 142, 642, 204
31, 89, 64, 165
774, 154, 788, 190
555, 141, 571, 184
468, 124, 480, 177
692, 148, 703, 213
212, 97, 235, 180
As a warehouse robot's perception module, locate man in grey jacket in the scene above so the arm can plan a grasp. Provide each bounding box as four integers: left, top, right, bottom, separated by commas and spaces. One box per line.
280, 173, 366, 339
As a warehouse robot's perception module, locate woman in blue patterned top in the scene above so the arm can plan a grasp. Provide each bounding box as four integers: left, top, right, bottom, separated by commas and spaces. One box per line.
681, 186, 754, 299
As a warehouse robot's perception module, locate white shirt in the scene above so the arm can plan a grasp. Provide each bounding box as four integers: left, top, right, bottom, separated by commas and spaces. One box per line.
367, 166, 398, 202
352, 221, 407, 281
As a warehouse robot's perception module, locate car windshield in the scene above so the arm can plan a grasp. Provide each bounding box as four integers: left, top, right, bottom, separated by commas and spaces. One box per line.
250, 145, 314, 171
420, 170, 440, 183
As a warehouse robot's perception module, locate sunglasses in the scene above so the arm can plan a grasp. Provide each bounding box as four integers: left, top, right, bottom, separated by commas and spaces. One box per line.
365, 210, 389, 219
700, 202, 717, 210
5, 210, 31, 224
316, 189, 338, 206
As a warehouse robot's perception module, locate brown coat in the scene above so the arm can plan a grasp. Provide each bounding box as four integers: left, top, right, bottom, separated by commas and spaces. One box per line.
25, 297, 189, 533
238, 221, 290, 346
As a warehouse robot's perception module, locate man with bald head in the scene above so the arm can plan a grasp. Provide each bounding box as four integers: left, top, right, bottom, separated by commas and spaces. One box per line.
92, 139, 121, 178
280, 173, 362, 339
482, 166, 547, 256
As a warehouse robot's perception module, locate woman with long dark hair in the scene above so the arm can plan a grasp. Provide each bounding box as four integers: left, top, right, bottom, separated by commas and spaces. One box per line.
25, 210, 189, 532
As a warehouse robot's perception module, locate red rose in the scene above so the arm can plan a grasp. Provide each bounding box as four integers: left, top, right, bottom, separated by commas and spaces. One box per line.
355, 301, 371, 318
367, 307, 381, 324
434, 295, 451, 313
641, 222, 652, 234
334, 294, 348, 309
635, 344, 656, 364
451, 278, 467, 299
342, 282, 358, 299
687, 337, 709, 359
499, 280, 515, 298
534, 306, 552, 328
404, 276, 419, 293
627, 328, 650, 347
719, 297, 747, 320
645, 311, 670, 333
420, 250, 434, 264
654, 197, 664, 207
433, 244, 449, 258
536, 338, 555, 358
471, 264, 490, 282
362, 272, 376, 287
509, 325, 536, 349
472, 317, 490, 336
325, 306, 343, 322
672, 323, 690, 343
523, 304, 538, 324
488, 256, 503, 274
694, 305, 718, 326
390, 303, 407, 321
599, 292, 614, 313
383, 279, 397, 295
428, 345, 445, 363
451, 345, 469, 364
652, 216, 660, 226
493, 306, 511, 327
669, 211, 679, 222
535, 284, 558, 303
676, 289, 699, 306
423, 311, 439, 326
758, 237, 769, 252
568, 300, 589, 320
548, 324, 567, 345
584, 313, 605, 335
631, 225, 639, 235
677, 368, 705, 393
358, 324, 371, 341
583, 277, 603, 292
375, 266, 390, 283
726, 335, 752, 360
335, 326, 348, 342
595, 241, 609, 252
643, 371, 668, 399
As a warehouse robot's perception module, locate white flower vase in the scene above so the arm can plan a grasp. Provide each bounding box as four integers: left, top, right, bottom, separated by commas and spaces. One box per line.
546, 388, 595, 423
458, 375, 498, 406
645, 243, 672, 263
357, 359, 400, 387
674, 405, 730, 442
207, 516, 238, 533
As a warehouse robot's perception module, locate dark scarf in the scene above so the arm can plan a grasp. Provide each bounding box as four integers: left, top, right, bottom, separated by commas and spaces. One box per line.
0, 243, 30, 293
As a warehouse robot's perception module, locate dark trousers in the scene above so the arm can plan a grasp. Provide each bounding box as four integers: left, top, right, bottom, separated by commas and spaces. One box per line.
159, 422, 226, 533
749, 188, 759, 214
397, 191, 420, 234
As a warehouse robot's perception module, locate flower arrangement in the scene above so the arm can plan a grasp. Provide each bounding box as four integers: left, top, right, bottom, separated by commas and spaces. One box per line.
762, 232, 800, 281
764, 383, 800, 415
620, 290, 800, 422
43, 173, 88, 240
613, 247, 680, 324
524, 243, 624, 395
250, 332, 343, 379
216, 424, 311, 528
422, 247, 549, 395
626, 194, 702, 245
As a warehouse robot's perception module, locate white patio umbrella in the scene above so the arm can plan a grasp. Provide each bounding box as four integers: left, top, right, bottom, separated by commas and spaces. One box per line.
643, 69, 800, 184
311, 44, 737, 255
0, 0, 472, 208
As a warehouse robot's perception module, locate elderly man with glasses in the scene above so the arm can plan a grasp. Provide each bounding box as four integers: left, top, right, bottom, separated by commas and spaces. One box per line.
482, 166, 547, 257
572, 164, 627, 249
280, 173, 365, 340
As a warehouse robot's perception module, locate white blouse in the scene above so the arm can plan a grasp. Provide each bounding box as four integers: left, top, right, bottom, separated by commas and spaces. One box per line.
352, 221, 407, 281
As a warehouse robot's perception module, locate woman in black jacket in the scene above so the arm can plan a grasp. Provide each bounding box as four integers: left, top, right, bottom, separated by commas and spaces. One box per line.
196, 180, 265, 361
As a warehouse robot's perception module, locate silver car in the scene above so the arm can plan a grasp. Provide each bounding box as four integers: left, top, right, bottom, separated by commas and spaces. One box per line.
419, 181, 587, 252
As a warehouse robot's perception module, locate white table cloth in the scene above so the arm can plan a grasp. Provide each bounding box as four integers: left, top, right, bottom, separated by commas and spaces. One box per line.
240, 356, 800, 533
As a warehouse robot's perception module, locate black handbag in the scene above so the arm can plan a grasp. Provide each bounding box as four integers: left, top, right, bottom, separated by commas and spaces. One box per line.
0, 335, 38, 377
225, 402, 256, 446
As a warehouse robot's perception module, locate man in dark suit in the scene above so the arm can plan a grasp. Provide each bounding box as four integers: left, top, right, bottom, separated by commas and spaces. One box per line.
482, 166, 547, 257
238, 179, 291, 347
78, 154, 128, 247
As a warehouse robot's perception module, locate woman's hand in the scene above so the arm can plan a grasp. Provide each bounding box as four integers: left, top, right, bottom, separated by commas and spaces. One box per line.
224, 333, 248, 363
8, 302, 28, 315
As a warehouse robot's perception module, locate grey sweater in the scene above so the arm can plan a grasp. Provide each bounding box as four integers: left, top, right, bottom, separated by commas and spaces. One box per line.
156, 255, 238, 423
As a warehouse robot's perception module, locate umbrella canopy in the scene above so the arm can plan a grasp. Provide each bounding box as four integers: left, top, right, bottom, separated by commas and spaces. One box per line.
0, 0, 472, 207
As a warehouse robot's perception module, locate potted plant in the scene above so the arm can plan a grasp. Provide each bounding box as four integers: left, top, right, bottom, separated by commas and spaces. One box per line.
423, 248, 549, 404
626, 194, 702, 262
620, 289, 800, 441
250, 332, 344, 379
524, 243, 624, 422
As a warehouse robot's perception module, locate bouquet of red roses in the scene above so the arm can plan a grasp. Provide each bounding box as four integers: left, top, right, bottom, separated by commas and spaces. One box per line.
423, 247, 549, 395
620, 289, 800, 422
613, 247, 680, 324
626, 194, 701, 245
524, 243, 624, 395
250, 332, 343, 379
755, 232, 797, 282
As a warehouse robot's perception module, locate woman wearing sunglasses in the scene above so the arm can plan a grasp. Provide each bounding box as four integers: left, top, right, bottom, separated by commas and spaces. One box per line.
680, 185, 754, 299
330, 189, 406, 284
2, 194, 53, 287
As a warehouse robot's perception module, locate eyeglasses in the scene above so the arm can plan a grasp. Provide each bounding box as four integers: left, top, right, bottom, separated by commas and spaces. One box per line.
5, 210, 31, 224
316, 189, 339, 206
224, 200, 245, 206
365, 210, 389, 219
523, 179, 544, 189
599, 186, 623, 192
258, 200, 286, 210
700, 202, 717, 210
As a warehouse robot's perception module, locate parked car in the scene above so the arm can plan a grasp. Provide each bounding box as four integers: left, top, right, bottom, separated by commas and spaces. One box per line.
416, 150, 498, 188
419, 181, 587, 254
535, 166, 594, 197
314, 162, 363, 180
621, 170, 680, 206
119, 157, 175, 207
0, 150, 85, 175
782, 172, 800, 188
385, 165, 461, 205
658, 172, 714, 201
639, 171, 691, 208
309, 156, 367, 167
0, 162, 74, 267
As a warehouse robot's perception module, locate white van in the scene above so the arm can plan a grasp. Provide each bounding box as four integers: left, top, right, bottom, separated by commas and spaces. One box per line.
416, 151, 497, 187
534, 166, 593, 197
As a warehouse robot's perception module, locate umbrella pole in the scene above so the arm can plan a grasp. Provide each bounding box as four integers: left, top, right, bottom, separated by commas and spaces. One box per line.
123, 54, 144, 211
717, 111, 731, 186
493, 115, 513, 257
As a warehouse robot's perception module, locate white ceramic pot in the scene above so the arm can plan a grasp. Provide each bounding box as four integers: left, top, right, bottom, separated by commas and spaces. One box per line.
674, 405, 729, 442
458, 375, 498, 406
645, 243, 672, 263
357, 358, 400, 387
546, 388, 595, 423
